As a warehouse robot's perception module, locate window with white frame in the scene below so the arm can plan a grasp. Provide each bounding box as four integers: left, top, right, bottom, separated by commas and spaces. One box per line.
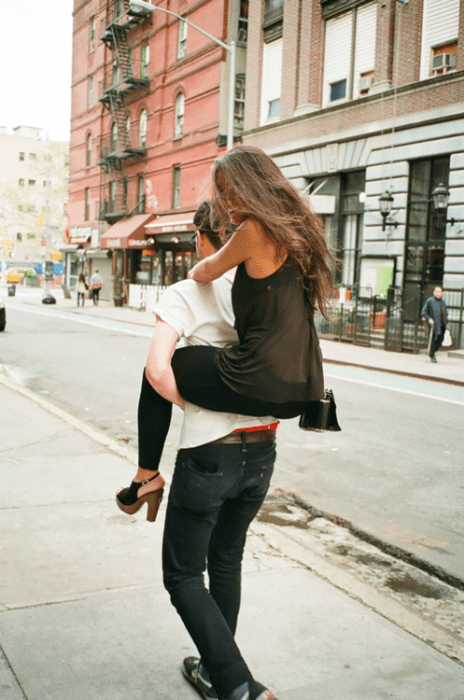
172, 165, 181, 209
175, 92, 184, 136
260, 39, 282, 126
234, 74, 246, 129
111, 122, 118, 152
238, 0, 249, 46
323, 1, 377, 106
420, 0, 459, 79
137, 174, 145, 213
139, 110, 147, 147
141, 44, 150, 79
85, 187, 91, 221
177, 17, 188, 59
126, 115, 131, 147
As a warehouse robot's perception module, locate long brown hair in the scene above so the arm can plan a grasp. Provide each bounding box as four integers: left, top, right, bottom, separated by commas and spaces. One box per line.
211, 145, 335, 316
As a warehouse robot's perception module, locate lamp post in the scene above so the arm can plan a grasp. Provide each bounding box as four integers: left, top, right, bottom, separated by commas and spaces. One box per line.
128, 0, 236, 151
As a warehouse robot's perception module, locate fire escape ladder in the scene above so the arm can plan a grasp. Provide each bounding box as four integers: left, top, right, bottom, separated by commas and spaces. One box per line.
111, 25, 132, 83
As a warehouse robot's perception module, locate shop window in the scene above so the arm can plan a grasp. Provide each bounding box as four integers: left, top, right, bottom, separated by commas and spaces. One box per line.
172, 165, 181, 209
86, 133, 92, 166
177, 17, 187, 59
175, 93, 184, 137
234, 74, 246, 129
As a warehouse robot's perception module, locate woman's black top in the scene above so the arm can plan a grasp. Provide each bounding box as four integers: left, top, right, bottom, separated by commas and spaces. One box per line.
214, 261, 324, 404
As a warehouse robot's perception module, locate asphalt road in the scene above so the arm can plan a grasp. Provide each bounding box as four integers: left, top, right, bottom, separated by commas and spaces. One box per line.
1, 304, 463, 581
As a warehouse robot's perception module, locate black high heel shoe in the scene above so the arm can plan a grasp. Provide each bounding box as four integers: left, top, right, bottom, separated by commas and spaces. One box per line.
116, 472, 164, 522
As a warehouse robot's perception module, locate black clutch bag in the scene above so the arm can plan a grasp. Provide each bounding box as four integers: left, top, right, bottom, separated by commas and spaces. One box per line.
299, 389, 341, 432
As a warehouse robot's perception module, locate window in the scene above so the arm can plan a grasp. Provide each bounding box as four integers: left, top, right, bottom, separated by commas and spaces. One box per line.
175, 92, 184, 137
88, 74, 93, 108
172, 165, 181, 209
420, 0, 459, 79
323, 1, 377, 105
19, 152, 25, 161
139, 109, 147, 147
16, 233, 22, 242
126, 115, 131, 147
330, 80, 346, 102
404, 156, 450, 318
141, 45, 150, 79
19, 178, 24, 187
123, 177, 128, 208
234, 74, 246, 129
85, 187, 90, 221
111, 121, 118, 152
337, 171, 365, 287
86, 133, 92, 166
137, 174, 145, 214
27, 232, 36, 239
177, 17, 187, 59
109, 181, 117, 213
260, 39, 282, 125
43, 180, 47, 187
29, 153, 36, 160
89, 16, 96, 52
28, 179, 36, 186
238, 1, 249, 46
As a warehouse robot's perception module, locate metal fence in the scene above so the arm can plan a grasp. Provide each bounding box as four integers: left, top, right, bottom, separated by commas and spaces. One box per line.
315, 286, 464, 353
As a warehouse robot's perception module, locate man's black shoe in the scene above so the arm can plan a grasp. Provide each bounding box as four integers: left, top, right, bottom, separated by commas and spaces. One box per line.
431, 356, 438, 363
182, 657, 219, 700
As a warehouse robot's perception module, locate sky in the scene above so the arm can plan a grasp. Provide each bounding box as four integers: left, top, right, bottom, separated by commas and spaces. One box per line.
0, 1, 74, 142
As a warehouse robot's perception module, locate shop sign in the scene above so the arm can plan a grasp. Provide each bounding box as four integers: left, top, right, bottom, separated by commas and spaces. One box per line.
128, 239, 147, 247
142, 249, 156, 256
160, 224, 189, 232
108, 239, 121, 247
69, 227, 92, 244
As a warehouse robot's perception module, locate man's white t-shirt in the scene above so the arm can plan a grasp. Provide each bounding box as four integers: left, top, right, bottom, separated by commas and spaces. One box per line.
153, 270, 276, 450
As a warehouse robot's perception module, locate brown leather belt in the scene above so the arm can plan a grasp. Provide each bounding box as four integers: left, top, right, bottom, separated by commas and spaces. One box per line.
209, 428, 277, 445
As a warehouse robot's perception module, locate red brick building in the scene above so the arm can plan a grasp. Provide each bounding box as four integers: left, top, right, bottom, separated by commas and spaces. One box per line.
68, 0, 247, 298
243, 0, 464, 345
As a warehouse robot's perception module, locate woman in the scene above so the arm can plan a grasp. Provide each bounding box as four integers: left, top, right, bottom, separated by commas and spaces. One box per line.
76, 273, 88, 307
117, 146, 334, 517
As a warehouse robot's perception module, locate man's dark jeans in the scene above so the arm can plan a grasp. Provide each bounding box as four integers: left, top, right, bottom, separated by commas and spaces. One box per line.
429, 327, 445, 358
163, 436, 276, 699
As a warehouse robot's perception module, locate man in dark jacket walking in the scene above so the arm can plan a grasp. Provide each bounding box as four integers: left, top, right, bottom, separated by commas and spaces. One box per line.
421, 286, 449, 363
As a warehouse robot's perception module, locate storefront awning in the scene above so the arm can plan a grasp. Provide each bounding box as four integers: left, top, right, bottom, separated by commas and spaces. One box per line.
145, 211, 194, 235
100, 213, 155, 249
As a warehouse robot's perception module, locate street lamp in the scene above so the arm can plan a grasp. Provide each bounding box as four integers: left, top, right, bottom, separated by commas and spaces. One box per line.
432, 183, 455, 225
378, 191, 398, 232
128, 0, 236, 151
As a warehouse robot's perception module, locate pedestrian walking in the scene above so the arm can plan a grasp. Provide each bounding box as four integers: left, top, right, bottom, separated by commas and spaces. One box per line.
118, 145, 333, 484
421, 286, 449, 363
89, 269, 102, 306
76, 272, 88, 307
117, 202, 280, 700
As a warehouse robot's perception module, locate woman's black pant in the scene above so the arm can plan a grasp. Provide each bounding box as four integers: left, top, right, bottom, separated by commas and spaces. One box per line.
137, 345, 306, 472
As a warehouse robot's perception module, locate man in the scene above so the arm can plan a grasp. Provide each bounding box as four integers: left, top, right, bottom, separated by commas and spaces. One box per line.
89, 268, 102, 306
146, 202, 279, 700
421, 286, 449, 363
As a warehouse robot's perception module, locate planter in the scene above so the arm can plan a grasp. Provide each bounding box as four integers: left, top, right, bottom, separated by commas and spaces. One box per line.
113, 298, 124, 307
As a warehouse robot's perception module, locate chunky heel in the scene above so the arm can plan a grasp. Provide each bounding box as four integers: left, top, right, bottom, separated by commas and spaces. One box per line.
116, 472, 164, 523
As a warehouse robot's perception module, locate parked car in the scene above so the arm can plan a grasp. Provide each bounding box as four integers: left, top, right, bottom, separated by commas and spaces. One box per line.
0, 299, 5, 331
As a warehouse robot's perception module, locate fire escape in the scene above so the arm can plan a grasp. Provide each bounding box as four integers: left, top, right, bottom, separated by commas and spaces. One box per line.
98, 0, 152, 222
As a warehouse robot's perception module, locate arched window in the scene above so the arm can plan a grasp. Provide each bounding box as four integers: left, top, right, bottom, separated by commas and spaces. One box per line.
111, 121, 118, 152
139, 109, 147, 147
175, 92, 184, 137
125, 115, 131, 147
86, 133, 92, 166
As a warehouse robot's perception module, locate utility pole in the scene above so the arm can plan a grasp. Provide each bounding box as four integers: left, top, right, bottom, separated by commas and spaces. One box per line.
42, 136, 56, 303
0, 172, 7, 290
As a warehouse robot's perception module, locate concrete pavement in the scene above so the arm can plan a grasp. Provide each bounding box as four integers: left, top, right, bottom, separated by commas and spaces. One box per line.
1, 376, 464, 699
4, 283, 464, 386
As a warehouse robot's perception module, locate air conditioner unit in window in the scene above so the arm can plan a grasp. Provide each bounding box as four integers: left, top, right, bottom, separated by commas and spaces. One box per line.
358, 76, 373, 91
432, 53, 456, 70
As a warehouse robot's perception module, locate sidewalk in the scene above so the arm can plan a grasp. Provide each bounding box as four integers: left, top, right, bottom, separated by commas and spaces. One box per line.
1, 376, 464, 700
5, 284, 464, 386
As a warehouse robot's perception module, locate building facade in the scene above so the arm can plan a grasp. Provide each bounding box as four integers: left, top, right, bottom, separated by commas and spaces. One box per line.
0, 126, 69, 268
69, 0, 247, 299
243, 0, 464, 347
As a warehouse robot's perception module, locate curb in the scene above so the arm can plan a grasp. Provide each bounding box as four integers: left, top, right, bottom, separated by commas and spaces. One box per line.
323, 357, 464, 388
